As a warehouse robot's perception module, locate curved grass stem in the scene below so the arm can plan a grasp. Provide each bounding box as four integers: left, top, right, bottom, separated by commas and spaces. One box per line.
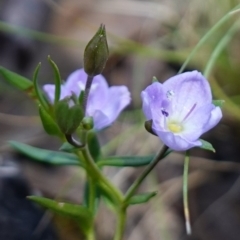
179, 4, 240, 74
183, 151, 191, 235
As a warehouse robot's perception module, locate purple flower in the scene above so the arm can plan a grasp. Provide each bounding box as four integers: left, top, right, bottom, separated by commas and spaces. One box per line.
141, 71, 222, 151
43, 69, 131, 130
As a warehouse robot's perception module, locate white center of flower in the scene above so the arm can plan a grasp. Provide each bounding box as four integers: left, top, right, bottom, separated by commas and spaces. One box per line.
168, 122, 183, 133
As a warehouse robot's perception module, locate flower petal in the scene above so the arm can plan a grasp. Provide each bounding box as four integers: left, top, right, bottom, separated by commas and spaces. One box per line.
141, 82, 165, 120
65, 69, 88, 96
43, 85, 70, 103
180, 103, 214, 141
100, 86, 131, 124
92, 110, 110, 130
163, 71, 212, 120
181, 104, 222, 141
43, 68, 131, 131
203, 106, 222, 132
86, 74, 109, 115
65, 69, 109, 99
151, 107, 168, 132
141, 71, 222, 151
155, 130, 202, 151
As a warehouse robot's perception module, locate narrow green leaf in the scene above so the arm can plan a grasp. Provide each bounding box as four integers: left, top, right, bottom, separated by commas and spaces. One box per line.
97, 149, 172, 167
33, 63, 49, 111
87, 131, 101, 162
199, 139, 215, 152
0, 66, 35, 96
98, 156, 153, 167
28, 196, 93, 234
212, 100, 225, 108
48, 56, 61, 105
59, 142, 78, 152
9, 141, 81, 166
128, 192, 157, 205
39, 106, 63, 137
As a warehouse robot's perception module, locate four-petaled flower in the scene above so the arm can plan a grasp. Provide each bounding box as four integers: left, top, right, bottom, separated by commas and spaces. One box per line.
141, 71, 222, 151
43, 69, 131, 130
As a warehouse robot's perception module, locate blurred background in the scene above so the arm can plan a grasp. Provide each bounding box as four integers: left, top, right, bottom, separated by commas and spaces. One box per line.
1, 0, 240, 239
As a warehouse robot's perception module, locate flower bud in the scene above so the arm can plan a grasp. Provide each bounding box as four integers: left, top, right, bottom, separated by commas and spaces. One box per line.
55, 99, 83, 134
84, 24, 109, 76
82, 116, 94, 130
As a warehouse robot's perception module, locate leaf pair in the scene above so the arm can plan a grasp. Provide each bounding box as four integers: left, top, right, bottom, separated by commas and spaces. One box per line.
9, 139, 215, 168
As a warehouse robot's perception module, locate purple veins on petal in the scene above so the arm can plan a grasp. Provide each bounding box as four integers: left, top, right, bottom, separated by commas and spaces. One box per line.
182, 103, 197, 122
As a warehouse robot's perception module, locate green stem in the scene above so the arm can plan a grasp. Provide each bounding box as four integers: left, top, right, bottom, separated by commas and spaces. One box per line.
79, 146, 124, 204
114, 206, 127, 240
88, 177, 96, 213
124, 145, 168, 203
86, 229, 95, 240
183, 151, 191, 235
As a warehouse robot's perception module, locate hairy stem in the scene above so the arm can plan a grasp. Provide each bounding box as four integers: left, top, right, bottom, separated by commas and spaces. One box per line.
83, 75, 94, 114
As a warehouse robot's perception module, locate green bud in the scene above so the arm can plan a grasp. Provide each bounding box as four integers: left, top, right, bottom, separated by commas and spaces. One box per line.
84, 24, 109, 76
55, 99, 84, 134
144, 120, 157, 136
152, 76, 158, 83
82, 116, 94, 130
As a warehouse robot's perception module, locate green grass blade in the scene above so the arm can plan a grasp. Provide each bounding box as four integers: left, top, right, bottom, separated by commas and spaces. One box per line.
179, 4, 240, 74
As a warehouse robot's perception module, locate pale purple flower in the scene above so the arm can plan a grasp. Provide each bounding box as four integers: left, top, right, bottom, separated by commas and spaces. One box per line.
43, 69, 131, 130
141, 71, 222, 151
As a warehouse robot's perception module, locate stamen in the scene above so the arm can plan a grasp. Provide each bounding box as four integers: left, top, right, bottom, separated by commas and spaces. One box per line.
182, 103, 197, 121
161, 108, 169, 117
